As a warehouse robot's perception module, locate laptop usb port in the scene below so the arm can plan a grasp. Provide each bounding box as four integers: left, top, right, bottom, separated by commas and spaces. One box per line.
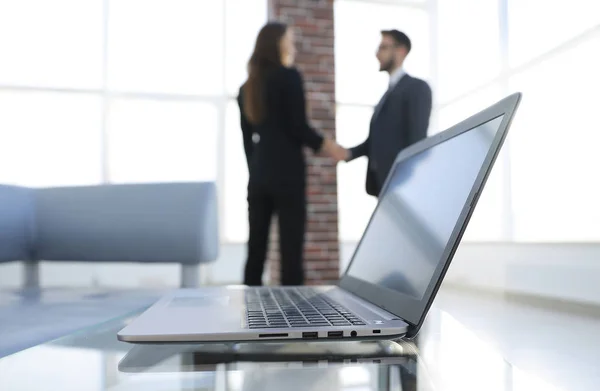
302, 332, 318, 339
327, 331, 343, 338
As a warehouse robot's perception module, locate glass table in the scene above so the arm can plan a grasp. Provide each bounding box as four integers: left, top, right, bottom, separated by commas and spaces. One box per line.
1, 288, 597, 390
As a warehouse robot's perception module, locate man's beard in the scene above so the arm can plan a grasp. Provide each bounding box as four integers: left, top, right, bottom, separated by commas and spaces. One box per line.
379, 57, 395, 72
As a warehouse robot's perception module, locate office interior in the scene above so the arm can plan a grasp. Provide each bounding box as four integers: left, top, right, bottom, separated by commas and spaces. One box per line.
1, 0, 599, 390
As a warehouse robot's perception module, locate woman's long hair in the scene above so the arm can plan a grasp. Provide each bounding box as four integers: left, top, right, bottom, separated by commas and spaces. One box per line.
243, 22, 288, 124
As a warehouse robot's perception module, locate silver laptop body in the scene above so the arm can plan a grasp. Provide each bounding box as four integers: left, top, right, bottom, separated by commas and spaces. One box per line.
118, 92, 521, 343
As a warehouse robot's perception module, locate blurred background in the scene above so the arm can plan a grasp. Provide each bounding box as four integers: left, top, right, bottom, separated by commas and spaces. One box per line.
1, 0, 599, 305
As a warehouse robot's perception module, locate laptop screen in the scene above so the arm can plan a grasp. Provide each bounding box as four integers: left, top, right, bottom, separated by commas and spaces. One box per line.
345, 115, 505, 300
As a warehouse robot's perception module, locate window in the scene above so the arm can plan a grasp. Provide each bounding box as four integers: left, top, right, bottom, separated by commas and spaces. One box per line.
224, 101, 250, 242
107, 0, 224, 95
225, 0, 268, 96
0, 0, 104, 89
436, 0, 600, 242
335, 0, 431, 243
0, 91, 103, 187
508, 35, 600, 241
222, 0, 267, 243
436, 0, 501, 103
107, 99, 218, 184
335, 0, 429, 106
507, 0, 600, 67
336, 105, 378, 241
0, 0, 267, 244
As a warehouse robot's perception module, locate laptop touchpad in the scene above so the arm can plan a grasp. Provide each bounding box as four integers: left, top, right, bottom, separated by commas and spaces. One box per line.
167, 295, 230, 307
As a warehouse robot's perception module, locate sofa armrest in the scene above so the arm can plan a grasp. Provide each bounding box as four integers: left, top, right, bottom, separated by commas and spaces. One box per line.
34, 182, 219, 265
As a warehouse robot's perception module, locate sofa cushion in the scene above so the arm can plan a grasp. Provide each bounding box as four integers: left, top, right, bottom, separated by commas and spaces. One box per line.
34, 182, 218, 264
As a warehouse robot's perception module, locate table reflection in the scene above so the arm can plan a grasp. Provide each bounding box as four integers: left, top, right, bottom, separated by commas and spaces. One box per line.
0, 304, 569, 391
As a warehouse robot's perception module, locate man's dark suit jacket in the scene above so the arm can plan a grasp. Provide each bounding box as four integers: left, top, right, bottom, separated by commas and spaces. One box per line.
348, 74, 432, 197
237, 66, 324, 195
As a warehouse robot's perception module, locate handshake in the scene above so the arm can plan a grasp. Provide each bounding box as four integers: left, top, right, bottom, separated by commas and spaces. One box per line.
321, 138, 350, 163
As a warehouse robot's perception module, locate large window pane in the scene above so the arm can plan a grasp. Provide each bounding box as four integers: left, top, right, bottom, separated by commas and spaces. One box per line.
0, 91, 103, 187
107, 99, 218, 183
437, 0, 501, 103
224, 100, 249, 242
225, 0, 268, 96
107, 0, 224, 95
0, 0, 103, 89
336, 105, 378, 242
508, 0, 600, 67
335, 0, 430, 106
508, 35, 600, 241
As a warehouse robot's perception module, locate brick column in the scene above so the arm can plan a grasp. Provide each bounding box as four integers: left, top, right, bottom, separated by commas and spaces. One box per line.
267, 0, 339, 286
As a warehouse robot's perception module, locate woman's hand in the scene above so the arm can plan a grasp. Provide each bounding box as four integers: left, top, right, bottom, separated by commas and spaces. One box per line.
321, 138, 349, 163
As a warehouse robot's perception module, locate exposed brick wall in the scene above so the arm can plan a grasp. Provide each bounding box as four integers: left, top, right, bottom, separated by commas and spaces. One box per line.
268, 0, 339, 286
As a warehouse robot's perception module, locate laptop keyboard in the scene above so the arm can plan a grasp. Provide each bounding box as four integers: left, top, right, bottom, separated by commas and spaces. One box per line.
245, 287, 366, 329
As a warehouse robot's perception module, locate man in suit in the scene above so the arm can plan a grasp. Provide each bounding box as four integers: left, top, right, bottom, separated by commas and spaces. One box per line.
345, 29, 432, 197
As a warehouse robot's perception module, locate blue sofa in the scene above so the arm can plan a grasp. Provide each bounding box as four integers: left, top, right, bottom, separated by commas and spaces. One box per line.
0, 182, 219, 288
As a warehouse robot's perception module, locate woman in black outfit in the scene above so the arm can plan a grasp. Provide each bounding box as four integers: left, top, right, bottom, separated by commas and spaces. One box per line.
238, 22, 346, 286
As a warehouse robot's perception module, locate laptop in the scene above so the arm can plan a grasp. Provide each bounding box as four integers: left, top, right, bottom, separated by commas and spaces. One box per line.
117, 92, 521, 343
